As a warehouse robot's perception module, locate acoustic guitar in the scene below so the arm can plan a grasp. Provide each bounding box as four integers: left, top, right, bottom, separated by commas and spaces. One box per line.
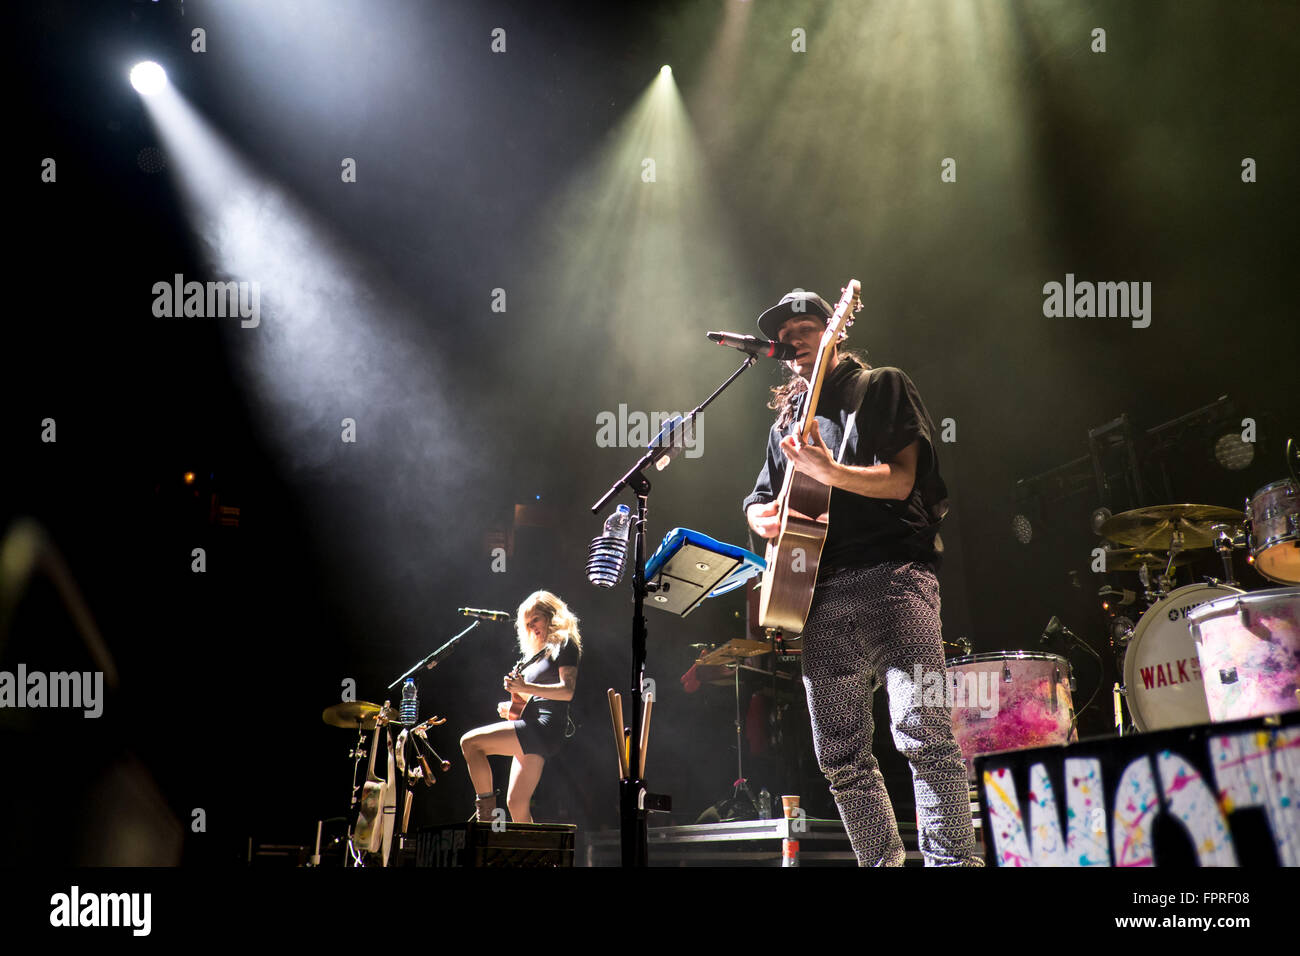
504, 647, 551, 720
353, 703, 394, 857
757, 280, 863, 634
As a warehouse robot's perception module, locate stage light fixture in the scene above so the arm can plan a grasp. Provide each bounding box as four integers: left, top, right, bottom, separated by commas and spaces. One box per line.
1012, 514, 1032, 544
1213, 432, 1255, 471
130, 61, 167, 96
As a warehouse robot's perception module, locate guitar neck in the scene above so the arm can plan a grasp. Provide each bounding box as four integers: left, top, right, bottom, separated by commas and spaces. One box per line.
796, 362, 833, 442
513, 647, 549, 676
505, 647, 550, 719
760, 278, 862, 635
365, 719, 382, 782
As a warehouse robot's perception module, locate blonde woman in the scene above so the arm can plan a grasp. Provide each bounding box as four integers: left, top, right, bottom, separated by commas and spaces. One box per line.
459, 591, 582, 823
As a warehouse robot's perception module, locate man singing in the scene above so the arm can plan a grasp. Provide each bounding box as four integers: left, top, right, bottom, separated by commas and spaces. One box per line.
742, 289, 980, 866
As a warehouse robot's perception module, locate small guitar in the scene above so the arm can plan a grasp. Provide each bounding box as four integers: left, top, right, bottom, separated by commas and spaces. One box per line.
758, 279, 863, 635
354, 703, 393, 855
503, 647, 551, 720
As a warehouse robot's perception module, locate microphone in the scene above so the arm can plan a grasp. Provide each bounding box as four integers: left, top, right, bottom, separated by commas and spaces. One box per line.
1039, 615, 1064, 644
707, 331, 798, 361
458, 607, 512, 622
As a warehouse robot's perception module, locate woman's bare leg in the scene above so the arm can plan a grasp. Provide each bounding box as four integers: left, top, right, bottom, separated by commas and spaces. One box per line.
507, 754, 546, 823
459, 722, 525, 796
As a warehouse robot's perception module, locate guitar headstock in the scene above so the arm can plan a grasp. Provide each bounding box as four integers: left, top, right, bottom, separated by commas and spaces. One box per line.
798, 279, 865, 435
815, 279, 862, 357
825, 279, 862, 344
837, 281, 863, 342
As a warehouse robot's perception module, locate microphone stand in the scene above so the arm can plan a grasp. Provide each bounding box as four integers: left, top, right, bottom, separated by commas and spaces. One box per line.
1040, 616, 1103, 737
383, 623, 480, 860
591, 355, 758, 866
388, 621, 482, 692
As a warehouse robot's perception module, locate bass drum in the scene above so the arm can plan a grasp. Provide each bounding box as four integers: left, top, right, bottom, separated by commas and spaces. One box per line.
1123, 582, 1243, 732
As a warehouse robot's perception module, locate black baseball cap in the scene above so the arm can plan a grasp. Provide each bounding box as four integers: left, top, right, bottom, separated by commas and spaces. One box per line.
757, 290, 833, 341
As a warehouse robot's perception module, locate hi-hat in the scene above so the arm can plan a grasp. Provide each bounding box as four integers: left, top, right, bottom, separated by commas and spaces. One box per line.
1099, 547, 1202, 571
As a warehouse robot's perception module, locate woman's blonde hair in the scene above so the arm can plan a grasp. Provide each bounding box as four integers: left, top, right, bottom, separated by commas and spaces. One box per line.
515, 590, 583, 660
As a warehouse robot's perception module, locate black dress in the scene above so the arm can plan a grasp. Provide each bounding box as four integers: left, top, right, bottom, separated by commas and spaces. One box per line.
510, 638, 579, 757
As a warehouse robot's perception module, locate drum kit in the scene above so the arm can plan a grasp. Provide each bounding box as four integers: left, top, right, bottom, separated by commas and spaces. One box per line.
948, 460, 1300, 779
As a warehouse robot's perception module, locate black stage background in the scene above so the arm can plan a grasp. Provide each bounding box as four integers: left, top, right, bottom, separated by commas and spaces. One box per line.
3, 0, 1296, 896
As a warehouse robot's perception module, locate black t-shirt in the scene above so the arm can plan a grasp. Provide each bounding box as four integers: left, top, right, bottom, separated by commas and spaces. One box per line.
741, 358, 948, 572
520, 637, 580, 725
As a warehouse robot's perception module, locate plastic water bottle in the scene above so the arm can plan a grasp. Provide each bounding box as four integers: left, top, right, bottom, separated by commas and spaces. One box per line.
401, 678, 418, 725
587, 504, 632, 588
758, 787, 772, 820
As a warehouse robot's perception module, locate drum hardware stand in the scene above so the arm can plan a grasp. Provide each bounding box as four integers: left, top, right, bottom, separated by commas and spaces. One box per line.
1209, 523, 1244, 586
1134, 529, 1186, 602
1137, 562, 1173, 605
722, 655, 796, 818
348, 728, 367, 809
1162, 530, 1184, 584
1110, 619, 1134, 737
731, 661, 751, 811
1111, 683, 1140, 736
942, 636, 974, 657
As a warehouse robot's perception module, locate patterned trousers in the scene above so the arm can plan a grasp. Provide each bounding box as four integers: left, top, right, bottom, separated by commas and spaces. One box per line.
801, 561, 982, 866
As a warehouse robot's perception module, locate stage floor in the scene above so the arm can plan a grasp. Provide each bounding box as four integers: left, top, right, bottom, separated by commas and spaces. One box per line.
580, 810, 985, 866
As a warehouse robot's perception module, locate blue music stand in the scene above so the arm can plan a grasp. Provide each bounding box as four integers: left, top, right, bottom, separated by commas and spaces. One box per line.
643, 528, 766, 618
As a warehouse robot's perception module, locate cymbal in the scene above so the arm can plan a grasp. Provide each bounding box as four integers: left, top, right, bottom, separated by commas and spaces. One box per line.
1100, 547, 1201, 572
322, 701, 399, 730
1098, 504, 1243, 550
698, 638, 772, 666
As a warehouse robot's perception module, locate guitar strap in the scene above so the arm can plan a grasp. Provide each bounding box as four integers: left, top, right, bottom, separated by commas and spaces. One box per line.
806, 365, 948, 525
791, 368, 872, 465
837, 367, 873, 464
836, 366, 950, 526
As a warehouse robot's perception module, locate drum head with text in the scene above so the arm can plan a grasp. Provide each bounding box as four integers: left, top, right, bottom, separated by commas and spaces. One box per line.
1123, 583, 1240, 732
